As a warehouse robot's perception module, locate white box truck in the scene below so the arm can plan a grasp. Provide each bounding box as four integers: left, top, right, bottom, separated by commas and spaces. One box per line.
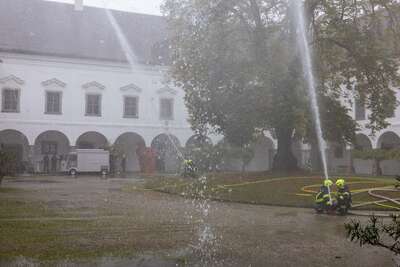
63, 149, 110, 176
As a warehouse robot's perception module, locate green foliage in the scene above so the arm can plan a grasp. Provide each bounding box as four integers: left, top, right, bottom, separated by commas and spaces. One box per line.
185, 137, 255, 172
217, 141, 255, 171
163, 0, 400, 170
0, 150, 17, 184
312, 0, 400, 134
185, 138, 222, 172
345, 214, 400, 254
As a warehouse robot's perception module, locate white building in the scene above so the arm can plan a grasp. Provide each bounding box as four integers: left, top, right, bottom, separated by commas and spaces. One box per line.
0, 0, 398, 176
0, 0, 198, 173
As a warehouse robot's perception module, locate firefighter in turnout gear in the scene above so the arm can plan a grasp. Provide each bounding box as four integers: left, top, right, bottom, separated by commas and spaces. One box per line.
335, 178, 352, 215
315, 179, 334, 213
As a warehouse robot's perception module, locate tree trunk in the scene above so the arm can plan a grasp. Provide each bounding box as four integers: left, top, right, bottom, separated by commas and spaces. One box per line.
373, 159, 382, 176
241, 161, 246, 173
310, 140, 322, 173
272, 128, 298, 171
347, 148, 355, 175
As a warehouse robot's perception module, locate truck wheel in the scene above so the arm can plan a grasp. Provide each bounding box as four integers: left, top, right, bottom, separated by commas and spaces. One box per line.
69, 169, 77, 176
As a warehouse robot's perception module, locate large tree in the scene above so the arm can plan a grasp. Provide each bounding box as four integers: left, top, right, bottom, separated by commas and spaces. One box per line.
163, 0, 400, 171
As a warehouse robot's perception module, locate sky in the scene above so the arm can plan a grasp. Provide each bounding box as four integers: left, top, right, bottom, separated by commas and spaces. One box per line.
45, 0, 163, 15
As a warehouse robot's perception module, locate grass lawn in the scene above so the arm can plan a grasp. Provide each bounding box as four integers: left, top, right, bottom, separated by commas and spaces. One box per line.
129, 173, 400, 211
0, 182, 190, 264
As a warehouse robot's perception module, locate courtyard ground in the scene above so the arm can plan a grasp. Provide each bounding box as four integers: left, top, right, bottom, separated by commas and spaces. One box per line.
0, 174, 396, 266
137, 173, 400, 211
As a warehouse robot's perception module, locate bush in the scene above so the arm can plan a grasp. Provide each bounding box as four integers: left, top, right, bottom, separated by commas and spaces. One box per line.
345, 215, 400, 255
186, 142, 223, 173
0, 150, 17, 185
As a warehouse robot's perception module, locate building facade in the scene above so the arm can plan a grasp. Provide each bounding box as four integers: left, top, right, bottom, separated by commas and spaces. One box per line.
0, 0, 399, 175
0, 0, 200, 174
0, 52, 198, 173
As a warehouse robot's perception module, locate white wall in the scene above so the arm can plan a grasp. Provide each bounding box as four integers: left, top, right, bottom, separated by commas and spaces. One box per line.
0, 53, 194, 147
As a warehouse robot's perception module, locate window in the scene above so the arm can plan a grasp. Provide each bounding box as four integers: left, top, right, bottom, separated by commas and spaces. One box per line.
41, 142, 57, 154
160, 98, 173, 120
124, 96, 138, 118
85, 94, 101, 116
2, 88, 19, 113
355, 98, 366, 121
45, 91, 62, 114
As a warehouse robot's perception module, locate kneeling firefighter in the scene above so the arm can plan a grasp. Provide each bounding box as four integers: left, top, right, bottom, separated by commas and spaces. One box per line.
183, 159, 197, 178
315, 179, 334, 213
335, 178, 352, 215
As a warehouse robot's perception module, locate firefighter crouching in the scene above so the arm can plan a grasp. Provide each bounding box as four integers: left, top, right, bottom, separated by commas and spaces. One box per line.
315, 179, 334, 213
335, 178, 352, 215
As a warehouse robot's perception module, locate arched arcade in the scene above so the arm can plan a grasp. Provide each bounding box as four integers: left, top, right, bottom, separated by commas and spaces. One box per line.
113, 132, 146, 173
0, 129, 30, 172
33, 130, 70, 173
151, 133, 182, 173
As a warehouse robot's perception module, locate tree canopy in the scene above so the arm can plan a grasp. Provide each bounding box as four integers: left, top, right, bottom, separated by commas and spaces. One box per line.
163, 0, 400, 170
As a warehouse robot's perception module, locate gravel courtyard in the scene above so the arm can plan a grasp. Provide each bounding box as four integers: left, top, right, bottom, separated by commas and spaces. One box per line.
0, 175, 394, 266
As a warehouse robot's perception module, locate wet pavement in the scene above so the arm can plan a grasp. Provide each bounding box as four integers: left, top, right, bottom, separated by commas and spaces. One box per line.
1, 175, 395, 266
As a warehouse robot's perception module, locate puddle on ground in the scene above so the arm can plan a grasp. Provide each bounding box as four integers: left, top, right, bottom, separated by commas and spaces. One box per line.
273, 211, 298, 217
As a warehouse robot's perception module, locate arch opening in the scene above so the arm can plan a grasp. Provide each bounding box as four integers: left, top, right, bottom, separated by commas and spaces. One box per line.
76, 131, 108, 149
247, 137, 275, 172
355, 134, 373, 150
151, 134, 181, 173
113, 132, 146, 173
377, 131, 400, 149
33, 130, 70, 173
377, 131, 400, 175
0, 129, 30, 172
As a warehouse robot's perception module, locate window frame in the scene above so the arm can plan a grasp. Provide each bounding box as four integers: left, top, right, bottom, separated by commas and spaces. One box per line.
85, 93, 102, 117
123, 95, 139, 118
2, 87, 20, 113
41, 141, 58, 155
45, 91, 62, 115
159, 97, 174, 120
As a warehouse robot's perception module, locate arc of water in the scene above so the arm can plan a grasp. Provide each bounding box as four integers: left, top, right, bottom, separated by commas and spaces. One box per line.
163, 125, 186, 161
104, 2, 186, 164
105, 8, 138, 67
292, 1, 331, 200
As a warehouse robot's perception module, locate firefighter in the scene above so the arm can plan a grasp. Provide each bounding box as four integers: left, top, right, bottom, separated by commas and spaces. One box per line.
335, 178, 352, 215
315, 179, 333, 213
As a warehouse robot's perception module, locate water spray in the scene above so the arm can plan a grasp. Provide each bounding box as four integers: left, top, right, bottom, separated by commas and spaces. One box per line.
103, 1, 217, 261
163, 121, 186, 161
104, 1, 186, 165
292, 0, 332, 200
104, 8, 138, 67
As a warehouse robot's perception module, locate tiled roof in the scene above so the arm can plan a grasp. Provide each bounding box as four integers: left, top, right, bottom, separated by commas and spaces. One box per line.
0, 0, 170, 65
